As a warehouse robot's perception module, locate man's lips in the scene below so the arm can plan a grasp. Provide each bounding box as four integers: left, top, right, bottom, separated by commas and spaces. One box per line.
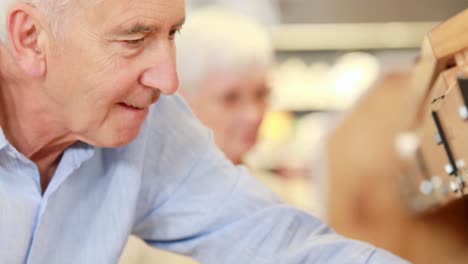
117, 102, 146, 110
118, 91, 161, 110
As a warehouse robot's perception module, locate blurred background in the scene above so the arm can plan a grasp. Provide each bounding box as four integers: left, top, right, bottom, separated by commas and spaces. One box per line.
120, 1, 468, 263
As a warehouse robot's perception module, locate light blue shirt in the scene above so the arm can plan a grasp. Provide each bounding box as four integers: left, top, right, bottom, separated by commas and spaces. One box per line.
0, 95, 409, 264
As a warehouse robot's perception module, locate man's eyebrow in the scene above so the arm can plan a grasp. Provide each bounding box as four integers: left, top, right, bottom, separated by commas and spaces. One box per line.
126, 23, 158, 35
118, 17, 185, 36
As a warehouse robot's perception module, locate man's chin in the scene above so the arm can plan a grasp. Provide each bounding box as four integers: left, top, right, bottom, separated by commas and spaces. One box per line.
92, 126, 143, 148
111, 131, 142, 147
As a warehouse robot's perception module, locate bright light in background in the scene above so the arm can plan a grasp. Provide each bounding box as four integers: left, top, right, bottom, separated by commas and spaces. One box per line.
333, 69, 366, 93
330, 52, 380, 107
271, 52, 380, 110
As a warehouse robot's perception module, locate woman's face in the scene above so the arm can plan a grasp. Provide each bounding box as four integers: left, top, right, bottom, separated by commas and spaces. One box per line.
189, 68, 270, 164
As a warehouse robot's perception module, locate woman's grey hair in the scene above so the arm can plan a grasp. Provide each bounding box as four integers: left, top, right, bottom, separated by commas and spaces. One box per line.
176, 6, 275, 96
0, 0, 89, 45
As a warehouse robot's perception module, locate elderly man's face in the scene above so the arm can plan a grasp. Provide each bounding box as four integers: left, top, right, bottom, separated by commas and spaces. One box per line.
43, 0, 184, 147
191, 68, 269, 164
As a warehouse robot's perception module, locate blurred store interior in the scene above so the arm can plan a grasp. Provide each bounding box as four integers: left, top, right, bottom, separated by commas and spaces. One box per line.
119, 1, 468, 264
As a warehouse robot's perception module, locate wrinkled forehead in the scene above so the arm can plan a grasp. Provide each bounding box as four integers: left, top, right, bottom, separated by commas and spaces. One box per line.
74, 0, 185, 31
0, 0, 184, 45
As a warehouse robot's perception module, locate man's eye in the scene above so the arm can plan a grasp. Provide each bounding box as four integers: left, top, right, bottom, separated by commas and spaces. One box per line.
169, 29, 181, 40
124, 38, 145, 46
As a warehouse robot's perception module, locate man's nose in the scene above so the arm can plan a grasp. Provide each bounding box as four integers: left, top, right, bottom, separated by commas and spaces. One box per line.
139, 44, 179, 95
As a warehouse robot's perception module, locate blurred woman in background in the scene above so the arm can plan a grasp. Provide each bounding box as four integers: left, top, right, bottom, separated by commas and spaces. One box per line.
177, 7, 274, 165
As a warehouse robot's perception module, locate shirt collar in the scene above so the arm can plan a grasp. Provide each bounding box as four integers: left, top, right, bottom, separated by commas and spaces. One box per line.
0, 125, 95, 163
69, 141, 96, 168
0, 126, 8, 150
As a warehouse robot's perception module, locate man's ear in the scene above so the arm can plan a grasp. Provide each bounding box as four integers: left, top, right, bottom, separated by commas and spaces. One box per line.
7, 4, 48, 78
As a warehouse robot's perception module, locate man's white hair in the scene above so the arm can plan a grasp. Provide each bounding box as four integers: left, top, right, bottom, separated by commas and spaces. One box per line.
176, 6, 274, 96
0, 0, 85, 44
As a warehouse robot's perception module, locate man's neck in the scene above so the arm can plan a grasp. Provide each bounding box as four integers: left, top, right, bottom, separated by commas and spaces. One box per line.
0, 85, 76, 192
0, 51, 76, 192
